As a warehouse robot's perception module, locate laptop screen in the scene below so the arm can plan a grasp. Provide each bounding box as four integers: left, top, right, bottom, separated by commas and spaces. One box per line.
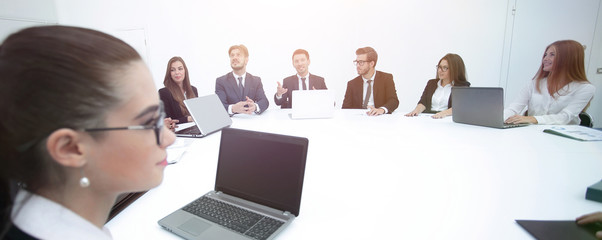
215, 128, 308, 216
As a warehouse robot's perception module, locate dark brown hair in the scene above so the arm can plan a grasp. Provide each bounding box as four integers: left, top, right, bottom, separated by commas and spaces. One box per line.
0, 25, 140, 235
163, 56, 195, 116
533, 40, 589, 96
437, 53, 469, 86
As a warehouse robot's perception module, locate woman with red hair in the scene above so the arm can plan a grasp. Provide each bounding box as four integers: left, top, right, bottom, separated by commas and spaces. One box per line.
504, 40, 595, 125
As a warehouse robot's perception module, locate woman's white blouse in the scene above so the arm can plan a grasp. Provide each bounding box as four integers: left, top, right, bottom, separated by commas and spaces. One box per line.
503, 78, 595, 125
430, 80, 452, 112
12, 190, 113, 240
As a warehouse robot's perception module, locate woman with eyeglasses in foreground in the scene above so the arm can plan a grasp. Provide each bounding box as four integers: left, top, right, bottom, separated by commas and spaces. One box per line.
504, 40, 595, 125
0, 26, 175, 239
405, 53, 470, 119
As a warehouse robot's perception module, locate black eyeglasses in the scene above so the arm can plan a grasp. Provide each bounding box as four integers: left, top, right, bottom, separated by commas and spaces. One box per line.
353, 60, 370, 66
84, 101, 166, 146
436, 65, 449, 72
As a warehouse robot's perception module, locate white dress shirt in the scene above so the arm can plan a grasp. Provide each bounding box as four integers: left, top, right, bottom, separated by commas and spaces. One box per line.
12, 190, 113, 240
430, 80, 452, 112
297, 73, 310, 91
233, 72, 246, 88
503, 78, 595, 124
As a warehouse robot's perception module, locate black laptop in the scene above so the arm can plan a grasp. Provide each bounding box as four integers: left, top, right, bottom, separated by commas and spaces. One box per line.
159, 128, 309, 240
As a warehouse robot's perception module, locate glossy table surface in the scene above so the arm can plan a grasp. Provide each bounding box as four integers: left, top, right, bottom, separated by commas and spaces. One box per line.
106, 109, 602, 240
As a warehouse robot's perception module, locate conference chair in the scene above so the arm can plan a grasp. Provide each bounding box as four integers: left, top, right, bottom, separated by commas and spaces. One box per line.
579, 112, 593, 128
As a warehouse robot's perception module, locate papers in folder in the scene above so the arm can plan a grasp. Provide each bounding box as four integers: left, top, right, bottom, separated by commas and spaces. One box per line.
543, 126, 602, 141
166, 137, 194, 164
516, 220, 601, 240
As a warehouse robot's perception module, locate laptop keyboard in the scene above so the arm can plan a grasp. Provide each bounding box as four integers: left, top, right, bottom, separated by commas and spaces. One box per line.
183, 196, 285, 240
503, 123, 525, 128
178, 125, 201, 134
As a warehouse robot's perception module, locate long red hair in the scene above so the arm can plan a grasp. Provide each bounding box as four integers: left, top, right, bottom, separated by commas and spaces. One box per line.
533, 40, 589, 96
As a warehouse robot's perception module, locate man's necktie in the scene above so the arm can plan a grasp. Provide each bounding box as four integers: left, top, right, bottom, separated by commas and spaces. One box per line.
362, 80, 372, 109
237, 77, 243, 97
301, 77, 307, 90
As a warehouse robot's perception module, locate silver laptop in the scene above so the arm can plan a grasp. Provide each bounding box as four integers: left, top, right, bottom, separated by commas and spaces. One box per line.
452, 87, 528, 129
159, 128, 309, 240
291, 89, 335, 119
175, 94, 232, 138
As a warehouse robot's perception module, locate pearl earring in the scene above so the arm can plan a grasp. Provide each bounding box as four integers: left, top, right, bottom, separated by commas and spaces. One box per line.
79, 169, 90, 188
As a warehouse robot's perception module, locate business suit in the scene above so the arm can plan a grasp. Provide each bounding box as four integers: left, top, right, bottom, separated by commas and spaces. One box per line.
342, 70, 399, 113
418, 79, 470, 113
158, 86, 198, 123
215, 72, 269, 114
274, 74, 327, 109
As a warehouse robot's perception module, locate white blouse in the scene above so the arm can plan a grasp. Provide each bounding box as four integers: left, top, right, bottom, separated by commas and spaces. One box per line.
431, 80, 452, 112
12, 190, 113, 240
503, 78, 595, 125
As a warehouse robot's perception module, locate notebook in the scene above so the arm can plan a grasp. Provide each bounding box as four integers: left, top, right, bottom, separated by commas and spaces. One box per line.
290, 89, 335, 119
175, 94, 232, 138
451, 87, 528, 129
159, 127, 309, 240
516, 220, 601, 240
543, 126, 602, 141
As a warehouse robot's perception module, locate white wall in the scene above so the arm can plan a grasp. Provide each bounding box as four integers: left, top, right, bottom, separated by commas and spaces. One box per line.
586, 3, 602, 127
0, 0, 56, 21
0, 0, 57, 42
4, 0, 600, 125
54, 0, 509, 113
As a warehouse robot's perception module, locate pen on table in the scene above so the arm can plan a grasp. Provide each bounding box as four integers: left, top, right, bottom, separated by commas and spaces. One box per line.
168, 151, 187, 165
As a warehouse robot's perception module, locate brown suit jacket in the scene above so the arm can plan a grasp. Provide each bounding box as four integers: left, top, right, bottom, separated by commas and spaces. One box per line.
342, 71, 399, 113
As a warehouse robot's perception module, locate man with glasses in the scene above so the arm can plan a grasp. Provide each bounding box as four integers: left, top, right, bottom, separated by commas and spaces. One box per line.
274, 49, 327, 108
342, 47, 399, 116
216, 44, 269, 115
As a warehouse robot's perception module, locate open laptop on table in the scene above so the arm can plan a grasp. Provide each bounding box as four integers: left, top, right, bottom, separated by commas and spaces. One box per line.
175, 94, 232, 138
159, 127, 309, 240
452, 87, 528, 129
290, 89, 335, 119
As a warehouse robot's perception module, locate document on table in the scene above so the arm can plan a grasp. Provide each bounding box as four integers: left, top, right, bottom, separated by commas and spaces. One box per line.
167, 137, 195, 164
543, 126, 602, 141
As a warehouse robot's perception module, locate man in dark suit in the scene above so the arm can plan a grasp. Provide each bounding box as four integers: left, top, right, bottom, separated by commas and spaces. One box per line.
275, 49, 327, 108
216, 44, 269, 115
342, 47, 399, 116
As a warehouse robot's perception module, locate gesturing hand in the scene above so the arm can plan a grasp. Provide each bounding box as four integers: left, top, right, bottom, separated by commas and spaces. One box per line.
276, 81, 288, 97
